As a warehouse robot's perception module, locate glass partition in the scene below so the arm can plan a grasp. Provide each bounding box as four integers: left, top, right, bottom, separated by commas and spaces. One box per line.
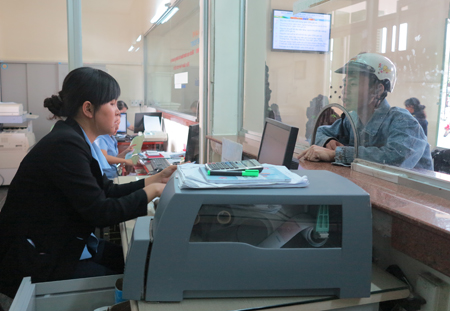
243, 0, 450, 176
144, 0, 200, 118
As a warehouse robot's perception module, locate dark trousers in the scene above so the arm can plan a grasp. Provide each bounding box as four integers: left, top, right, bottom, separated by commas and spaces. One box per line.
0, 239, 124, 300
71, 239, 124, 279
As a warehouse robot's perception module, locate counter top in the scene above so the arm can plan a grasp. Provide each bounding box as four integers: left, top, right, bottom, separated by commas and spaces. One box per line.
299, 161, 450, 277
297, 161, 450, 236
206, 134, 450, 277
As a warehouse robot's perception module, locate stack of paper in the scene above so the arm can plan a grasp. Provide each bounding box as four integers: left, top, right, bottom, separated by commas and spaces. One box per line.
176, 163, 309, 189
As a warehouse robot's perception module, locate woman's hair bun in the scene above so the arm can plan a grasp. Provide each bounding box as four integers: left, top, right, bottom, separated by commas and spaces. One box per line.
44, 94, 65, 118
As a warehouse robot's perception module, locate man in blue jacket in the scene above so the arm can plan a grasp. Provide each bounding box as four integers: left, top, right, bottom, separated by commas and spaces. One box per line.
298, 53, 432, 170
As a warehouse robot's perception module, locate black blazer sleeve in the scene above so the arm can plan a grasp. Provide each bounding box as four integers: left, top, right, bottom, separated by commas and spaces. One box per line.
42, 126, 148, 228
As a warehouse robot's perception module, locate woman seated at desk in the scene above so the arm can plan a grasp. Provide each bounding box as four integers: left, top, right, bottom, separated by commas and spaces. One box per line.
0, 67, 177, 299
94, 123, 136, 179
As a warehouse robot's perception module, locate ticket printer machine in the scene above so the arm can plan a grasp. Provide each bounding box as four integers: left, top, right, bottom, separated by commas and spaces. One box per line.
123, 170, 372, 302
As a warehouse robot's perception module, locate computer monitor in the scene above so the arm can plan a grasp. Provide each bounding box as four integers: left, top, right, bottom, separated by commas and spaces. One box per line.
134, 112, 163, 133
185, 124, 199, 163
117, 113, 127, 134
257, 118, 299, 168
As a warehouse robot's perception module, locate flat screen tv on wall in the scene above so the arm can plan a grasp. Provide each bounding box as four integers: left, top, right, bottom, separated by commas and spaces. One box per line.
272, 10, 332, 53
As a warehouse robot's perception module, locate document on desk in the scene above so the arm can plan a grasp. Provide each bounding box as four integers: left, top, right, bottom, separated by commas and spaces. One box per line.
144, 115, 162, 132
176, 163, 309, 189
221, 138, 243, 162
199, 166, 291, 184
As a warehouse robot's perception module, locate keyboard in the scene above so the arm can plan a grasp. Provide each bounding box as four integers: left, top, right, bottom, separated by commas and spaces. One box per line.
205, 159, 264, 172
146, 158, 171, 173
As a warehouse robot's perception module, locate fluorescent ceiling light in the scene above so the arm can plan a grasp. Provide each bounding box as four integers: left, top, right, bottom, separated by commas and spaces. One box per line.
136, 35, 142, 42
161, 7, 179, 24
135, 47, 140, 52
151, 2, 169, 23
128, 45, 134, 52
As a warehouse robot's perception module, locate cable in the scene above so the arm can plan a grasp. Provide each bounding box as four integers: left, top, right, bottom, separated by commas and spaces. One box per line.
301, 227, 328, 248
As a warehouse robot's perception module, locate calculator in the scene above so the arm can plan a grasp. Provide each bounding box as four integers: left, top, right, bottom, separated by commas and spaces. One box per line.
205, 159, 264, 172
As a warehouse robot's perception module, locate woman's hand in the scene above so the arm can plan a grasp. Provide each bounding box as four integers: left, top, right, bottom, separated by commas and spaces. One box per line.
125, 143, 136, 153
297, 145, 335, 162
158, 165, 178, 183
118, 144, 136, 158
145, 165, 177, 186
143, 183, 166, 202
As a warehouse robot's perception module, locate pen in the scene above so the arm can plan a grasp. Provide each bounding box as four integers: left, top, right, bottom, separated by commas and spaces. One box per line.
207, 170, 259, 177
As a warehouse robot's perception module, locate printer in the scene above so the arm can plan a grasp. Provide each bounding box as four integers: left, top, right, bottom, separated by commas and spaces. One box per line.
123, 170, 372, 302
0, 103, 37, 185
0, 102, 24, 116
0, 128, 36, 183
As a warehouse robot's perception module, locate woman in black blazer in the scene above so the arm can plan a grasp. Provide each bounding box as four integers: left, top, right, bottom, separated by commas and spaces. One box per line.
0, 67, 177, 298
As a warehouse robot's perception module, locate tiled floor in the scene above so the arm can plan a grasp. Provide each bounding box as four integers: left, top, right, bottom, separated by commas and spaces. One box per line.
0, 186, 8, 212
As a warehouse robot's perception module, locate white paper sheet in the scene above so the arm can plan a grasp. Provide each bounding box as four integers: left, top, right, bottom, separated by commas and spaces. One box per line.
144, 115, 162, 132
176, 163, 309, 189
221, 138, 243, 162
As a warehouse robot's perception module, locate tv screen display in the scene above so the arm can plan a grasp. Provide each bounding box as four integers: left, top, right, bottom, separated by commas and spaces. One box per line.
117, 113, 127, 133
257, 118, 299, 168
185, 124, 199, 163
272, 10, 331, 53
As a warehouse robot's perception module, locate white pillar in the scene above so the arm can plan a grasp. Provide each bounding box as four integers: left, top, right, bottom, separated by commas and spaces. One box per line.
211, 0, 241, 135
67, 0, 83, 71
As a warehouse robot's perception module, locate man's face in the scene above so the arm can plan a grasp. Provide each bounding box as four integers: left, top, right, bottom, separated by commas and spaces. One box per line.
341, 73, 373, 113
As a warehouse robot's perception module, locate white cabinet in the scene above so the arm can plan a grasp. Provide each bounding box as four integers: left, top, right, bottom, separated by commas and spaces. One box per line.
10, 275, 120, 311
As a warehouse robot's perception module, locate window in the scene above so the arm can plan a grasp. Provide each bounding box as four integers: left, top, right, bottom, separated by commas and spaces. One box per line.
241, 0, 449, 179
144, 0, 200, 118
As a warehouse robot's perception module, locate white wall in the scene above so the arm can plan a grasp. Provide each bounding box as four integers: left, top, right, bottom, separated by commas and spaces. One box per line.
106, 64, 144, 109
0, 0, 151, 124
0, 0, 68, 62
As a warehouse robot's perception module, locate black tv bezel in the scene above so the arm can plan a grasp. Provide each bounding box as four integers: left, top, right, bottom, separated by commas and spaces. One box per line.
271, 9, 332, 54
257, 118, 299, 168
185, 124, 199, 163
117, 113, 127, 134
134, 112, 163, 133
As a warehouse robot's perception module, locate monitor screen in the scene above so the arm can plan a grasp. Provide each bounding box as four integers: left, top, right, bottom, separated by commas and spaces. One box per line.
272, 10, 331, 53
185, 124, 199, 163
257, 118, 299, 168
117, 113, 127, 133
134, 112, 163, 133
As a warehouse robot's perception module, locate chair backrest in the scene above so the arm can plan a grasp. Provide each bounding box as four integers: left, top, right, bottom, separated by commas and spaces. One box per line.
432, 149, 450, 174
